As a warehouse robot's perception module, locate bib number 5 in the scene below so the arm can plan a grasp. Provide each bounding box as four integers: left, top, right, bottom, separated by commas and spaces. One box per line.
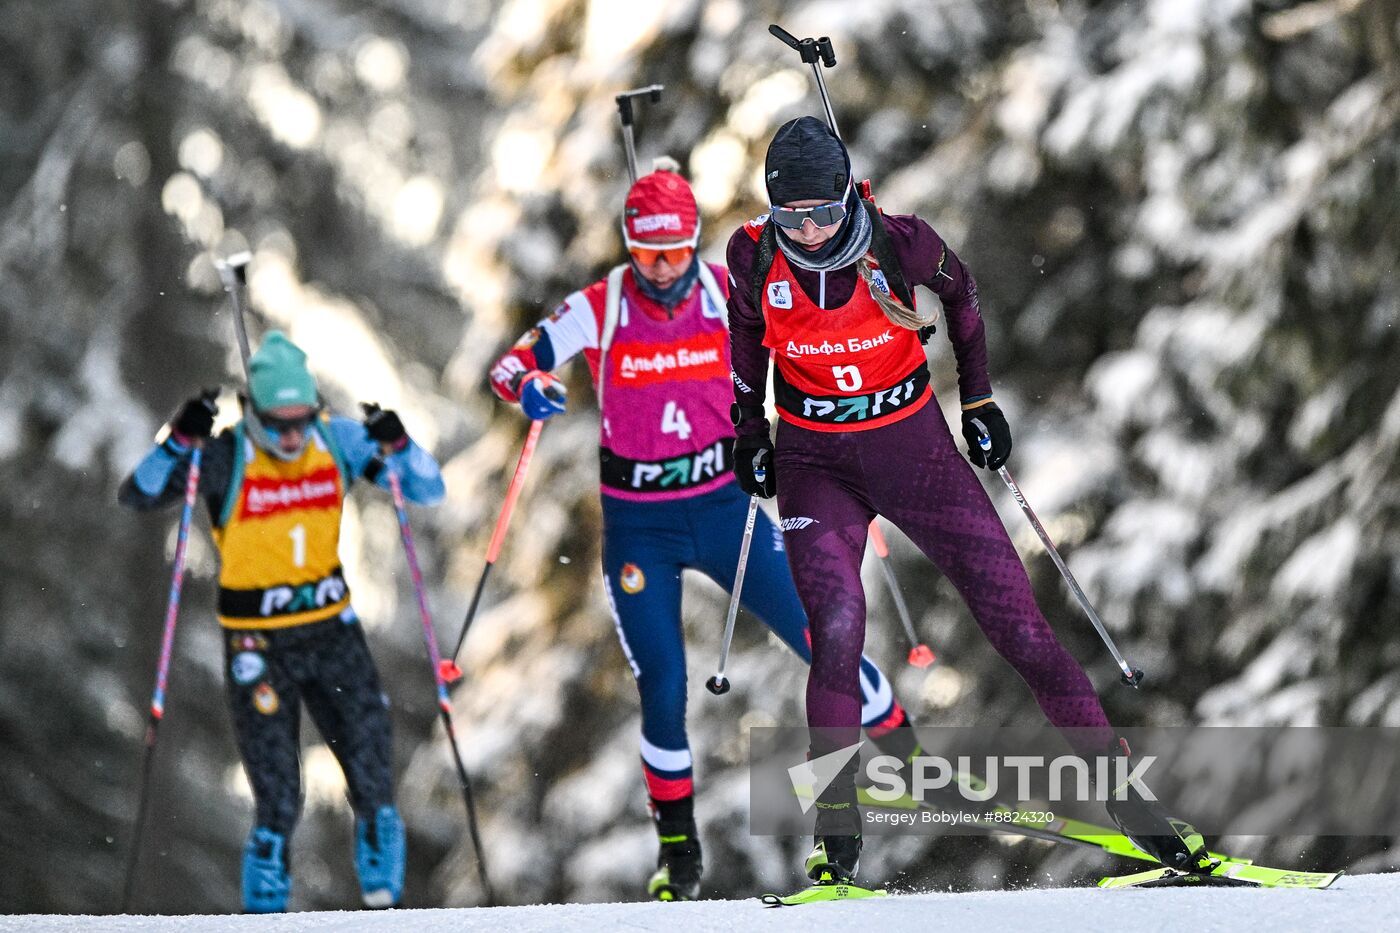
832, 365, 863, 392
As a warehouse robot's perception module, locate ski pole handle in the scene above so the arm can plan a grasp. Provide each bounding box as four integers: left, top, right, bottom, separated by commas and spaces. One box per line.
215, 252, 253, 384
769, 24, 841, 136
973, 428, 1144, 688
615, 85, 664, 185
708, 492, 761, 695
768, 24, 802, 51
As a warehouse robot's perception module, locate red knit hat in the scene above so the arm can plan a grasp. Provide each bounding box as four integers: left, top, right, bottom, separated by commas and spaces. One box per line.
622, 169, 699, 246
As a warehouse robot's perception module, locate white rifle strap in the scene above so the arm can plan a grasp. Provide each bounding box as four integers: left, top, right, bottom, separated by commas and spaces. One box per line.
598, 261, 728, 414
596, 263, 628, 415
695, 261, 729, 329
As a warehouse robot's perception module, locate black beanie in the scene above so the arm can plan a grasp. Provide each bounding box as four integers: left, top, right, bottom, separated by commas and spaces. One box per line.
764, 116, 851, 205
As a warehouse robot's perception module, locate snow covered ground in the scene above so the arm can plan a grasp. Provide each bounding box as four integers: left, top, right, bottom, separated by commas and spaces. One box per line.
3, 872, 1392, 933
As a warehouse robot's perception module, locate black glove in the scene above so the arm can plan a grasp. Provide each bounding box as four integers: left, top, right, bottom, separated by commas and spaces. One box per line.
733, 433, 777, 499
361, 402, 408, 448
172, 389, 219, 440
961, 402, 1012, 470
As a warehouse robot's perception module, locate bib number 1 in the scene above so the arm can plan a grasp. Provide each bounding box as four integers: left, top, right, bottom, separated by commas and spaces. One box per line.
289, 524, 306, 568
661, 401, 692, 440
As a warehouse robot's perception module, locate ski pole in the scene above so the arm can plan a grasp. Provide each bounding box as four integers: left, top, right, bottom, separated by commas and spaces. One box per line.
443, 418, 544, 681
376, 443, 496, 906
214, 251, 254, 381
972, 428, 1144, 688
614, 85, 664, 184
769, 25, 840, 136
867, 520, 935, 668
122, 443, 203, 913
707, 493, 762, 696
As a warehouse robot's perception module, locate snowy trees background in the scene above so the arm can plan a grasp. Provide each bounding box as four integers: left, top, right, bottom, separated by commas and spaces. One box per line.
1, 0, 1396, 914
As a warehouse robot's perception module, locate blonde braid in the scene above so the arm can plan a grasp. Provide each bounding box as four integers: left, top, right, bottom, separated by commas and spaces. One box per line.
856, 254, 939, 331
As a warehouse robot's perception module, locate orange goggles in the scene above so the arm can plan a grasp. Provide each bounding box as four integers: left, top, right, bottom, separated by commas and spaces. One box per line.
628, 245, 695, 268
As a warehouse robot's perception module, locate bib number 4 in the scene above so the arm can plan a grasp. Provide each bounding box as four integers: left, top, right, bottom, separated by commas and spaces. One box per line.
832, 365, 864, 392
661, 401, 692, 440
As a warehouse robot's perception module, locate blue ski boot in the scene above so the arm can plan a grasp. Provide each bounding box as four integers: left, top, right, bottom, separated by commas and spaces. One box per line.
355, 805, 405, 908
241, 827, 290, 913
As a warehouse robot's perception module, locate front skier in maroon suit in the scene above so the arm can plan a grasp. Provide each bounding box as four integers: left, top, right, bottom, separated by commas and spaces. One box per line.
726, 116, 1210, 887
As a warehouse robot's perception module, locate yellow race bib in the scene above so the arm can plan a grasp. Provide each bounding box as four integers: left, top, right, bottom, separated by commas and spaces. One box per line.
213, 421, 352, 629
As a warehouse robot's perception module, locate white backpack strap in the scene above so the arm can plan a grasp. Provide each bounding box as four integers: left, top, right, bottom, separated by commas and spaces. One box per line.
596, 263, 629, 415
695, 261, 728, 328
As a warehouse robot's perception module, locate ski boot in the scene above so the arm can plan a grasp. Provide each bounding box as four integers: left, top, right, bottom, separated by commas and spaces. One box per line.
647, 798, 702, 901
241, 827, 291, 913
355, 805, 406, 908
804, 833, 863, 884
1101, 743, 1212, 873
807, 771, 863, 884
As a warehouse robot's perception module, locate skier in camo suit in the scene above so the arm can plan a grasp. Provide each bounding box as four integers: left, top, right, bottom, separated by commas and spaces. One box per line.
120, 331, 445, 912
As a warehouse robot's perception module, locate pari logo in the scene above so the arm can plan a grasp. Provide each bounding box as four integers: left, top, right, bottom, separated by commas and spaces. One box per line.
259, 574, 348, 616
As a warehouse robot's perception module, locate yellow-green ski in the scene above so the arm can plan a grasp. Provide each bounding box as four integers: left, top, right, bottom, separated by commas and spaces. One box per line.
796, 784, 1238, 866
792, 784, 1339, 891
760, 882, 889, 907
1100, 862, 1341, 890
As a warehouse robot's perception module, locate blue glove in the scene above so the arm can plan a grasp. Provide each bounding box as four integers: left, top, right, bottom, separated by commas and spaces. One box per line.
518, 371, 567, 420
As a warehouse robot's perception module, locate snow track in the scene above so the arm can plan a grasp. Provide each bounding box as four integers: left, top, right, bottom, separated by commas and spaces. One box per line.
4, 872, 1393, 933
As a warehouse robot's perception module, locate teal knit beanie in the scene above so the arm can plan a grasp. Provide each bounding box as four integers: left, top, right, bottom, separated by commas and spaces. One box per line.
248, 331, 319, 411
